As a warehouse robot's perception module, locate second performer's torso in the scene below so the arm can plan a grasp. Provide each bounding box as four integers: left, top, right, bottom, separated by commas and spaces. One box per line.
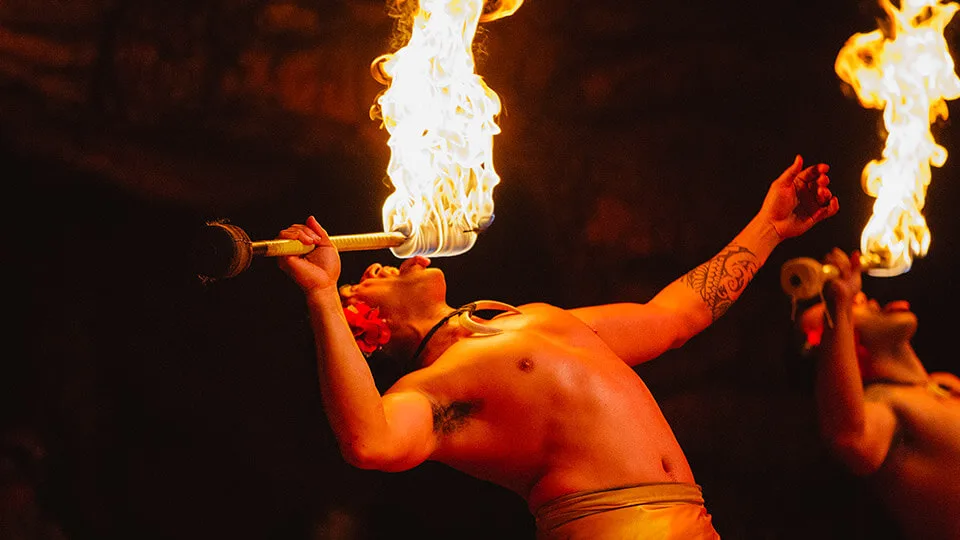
865, 379, 960, 540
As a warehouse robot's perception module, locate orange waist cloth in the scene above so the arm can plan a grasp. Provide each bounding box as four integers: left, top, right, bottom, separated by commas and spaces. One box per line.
534, 482, 720, 540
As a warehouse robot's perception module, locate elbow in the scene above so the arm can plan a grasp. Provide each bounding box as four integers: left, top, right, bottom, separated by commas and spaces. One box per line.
339, 440, 390, 470
668, 311, 711, 350
826, 435, 882, 476
339, 440, 416, 472
667, 334, 691, 350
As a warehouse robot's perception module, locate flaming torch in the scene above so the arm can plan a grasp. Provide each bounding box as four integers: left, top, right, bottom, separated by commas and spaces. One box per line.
371, 0, 522, 258
198, 0, 522, 280
781, 0, 959, 306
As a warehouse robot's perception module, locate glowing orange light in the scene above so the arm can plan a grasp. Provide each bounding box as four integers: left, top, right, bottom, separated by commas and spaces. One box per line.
835, 0, 960, 276
371, 0, 523, 258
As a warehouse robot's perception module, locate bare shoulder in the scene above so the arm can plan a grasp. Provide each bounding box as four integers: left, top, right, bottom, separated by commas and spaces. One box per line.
385, 365, 446, 395
513, 302, 562, 315
515, 302, 597, 329
866, 382, 960, 438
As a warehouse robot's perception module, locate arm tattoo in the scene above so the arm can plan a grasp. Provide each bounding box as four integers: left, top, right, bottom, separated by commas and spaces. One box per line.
432, 399, 482, 435
683, 244, 759, 321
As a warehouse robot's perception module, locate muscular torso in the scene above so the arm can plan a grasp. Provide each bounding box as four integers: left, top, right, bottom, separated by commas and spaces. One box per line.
865, 377, 960, 540
386, 303, 694, 511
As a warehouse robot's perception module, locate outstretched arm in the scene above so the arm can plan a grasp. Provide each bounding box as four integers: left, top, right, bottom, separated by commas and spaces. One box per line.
571, 155, 839, 366
813, 249, 897, 476
277, 217, 437, 472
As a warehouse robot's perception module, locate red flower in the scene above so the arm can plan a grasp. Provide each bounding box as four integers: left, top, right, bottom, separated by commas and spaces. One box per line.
343, 302, 391, 355
800, 306, 871, 363
803, 325, 824, 348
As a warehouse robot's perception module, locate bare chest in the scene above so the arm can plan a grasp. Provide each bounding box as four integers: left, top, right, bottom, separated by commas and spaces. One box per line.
867, 383, 960, 456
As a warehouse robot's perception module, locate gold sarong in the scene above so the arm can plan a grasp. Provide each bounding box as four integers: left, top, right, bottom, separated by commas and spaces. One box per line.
534, 482, 720, 539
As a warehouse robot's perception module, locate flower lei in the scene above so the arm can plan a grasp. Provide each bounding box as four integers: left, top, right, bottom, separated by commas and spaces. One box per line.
343, 301, 391, 357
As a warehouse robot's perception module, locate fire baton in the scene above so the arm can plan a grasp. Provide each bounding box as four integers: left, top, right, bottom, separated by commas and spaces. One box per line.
195, 221, 410, 281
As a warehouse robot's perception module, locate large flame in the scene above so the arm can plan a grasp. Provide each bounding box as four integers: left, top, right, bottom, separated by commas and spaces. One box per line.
371, 0, 522, 258
835, 0, 960, 276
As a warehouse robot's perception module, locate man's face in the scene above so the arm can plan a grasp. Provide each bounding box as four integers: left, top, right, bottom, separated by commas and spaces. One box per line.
800, 293, 918, 364
339, 255, 445, 315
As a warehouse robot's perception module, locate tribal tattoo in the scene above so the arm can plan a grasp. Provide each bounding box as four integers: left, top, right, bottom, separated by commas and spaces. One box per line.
683, 244, 759, 321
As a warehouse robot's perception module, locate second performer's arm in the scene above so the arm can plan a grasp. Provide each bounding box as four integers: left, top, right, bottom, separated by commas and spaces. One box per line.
814, 249, 897, 475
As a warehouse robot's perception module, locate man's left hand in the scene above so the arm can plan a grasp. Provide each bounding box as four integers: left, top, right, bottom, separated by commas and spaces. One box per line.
762, 155, 839, 240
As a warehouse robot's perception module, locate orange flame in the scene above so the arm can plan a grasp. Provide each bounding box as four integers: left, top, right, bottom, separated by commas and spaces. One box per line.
371, 0, 520, 258
835, 0, 960, 276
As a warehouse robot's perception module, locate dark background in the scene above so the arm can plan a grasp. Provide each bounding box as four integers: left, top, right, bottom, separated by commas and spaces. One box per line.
2, 1, 958, 538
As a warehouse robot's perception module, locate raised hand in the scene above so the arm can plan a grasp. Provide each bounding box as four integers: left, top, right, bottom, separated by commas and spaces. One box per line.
822, 247, 863, 314
761, 155, 840, 240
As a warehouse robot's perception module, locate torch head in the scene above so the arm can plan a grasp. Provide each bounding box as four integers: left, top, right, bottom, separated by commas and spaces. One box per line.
193, 221, 254, 281
780, 257, 838, 301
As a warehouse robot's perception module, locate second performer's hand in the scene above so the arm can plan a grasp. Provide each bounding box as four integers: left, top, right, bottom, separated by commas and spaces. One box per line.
822, 247, 863, 314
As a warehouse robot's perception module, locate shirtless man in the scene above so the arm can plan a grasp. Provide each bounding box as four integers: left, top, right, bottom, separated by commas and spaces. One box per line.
801, 249, 960, 540
277, 155, 838, 539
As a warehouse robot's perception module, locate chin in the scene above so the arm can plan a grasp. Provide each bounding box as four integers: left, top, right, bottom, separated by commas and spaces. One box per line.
890, 312, 918, 337
859, 313, 918, 347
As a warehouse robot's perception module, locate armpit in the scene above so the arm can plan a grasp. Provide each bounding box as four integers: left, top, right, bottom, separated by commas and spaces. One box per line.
432, 399, 483, 435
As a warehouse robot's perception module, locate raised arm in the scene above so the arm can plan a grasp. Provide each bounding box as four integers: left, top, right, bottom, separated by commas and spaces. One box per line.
812, 249, 897, 475
571, 155, 838, 366
277, 216, 437, 472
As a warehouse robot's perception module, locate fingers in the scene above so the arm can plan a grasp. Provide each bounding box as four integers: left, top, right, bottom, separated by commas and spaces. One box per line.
279, 216, 331, 246
279, 224, 320, 245
306, 215, 324, 235
824, 247, 860, 284
793, 154, 803, 170
794, 163, 830, 189
810, 196, 839, 222
795, 161, 836, 220
817, 187, 830, 206
850, 250, 863, 274
824, 247, 847, 272
776, 154, 804, 185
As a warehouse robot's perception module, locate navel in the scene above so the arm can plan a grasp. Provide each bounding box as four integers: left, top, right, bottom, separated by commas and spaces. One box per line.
517, 358, 535, 373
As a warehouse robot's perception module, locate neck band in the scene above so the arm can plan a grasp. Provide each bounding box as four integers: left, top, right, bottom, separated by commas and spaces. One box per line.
408, 301, 521, 370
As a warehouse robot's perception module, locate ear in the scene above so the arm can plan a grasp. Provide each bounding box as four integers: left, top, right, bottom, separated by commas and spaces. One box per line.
339, 284, 357, 302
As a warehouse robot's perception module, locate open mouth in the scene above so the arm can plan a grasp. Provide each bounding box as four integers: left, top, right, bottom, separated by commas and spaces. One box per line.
883, 300, 911, 313
399, 256, 431, 274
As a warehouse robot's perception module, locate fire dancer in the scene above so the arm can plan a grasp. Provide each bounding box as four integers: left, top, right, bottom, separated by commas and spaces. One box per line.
800, 248, 960, 540
277, 155, 838, 539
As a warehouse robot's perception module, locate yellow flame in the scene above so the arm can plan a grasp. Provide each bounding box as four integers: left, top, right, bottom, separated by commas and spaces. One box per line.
835, 0, 960, 276
480, 0, 524, 22
372, 0, 516, 258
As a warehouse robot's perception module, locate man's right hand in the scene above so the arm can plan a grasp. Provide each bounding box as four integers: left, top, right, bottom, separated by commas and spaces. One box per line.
276, 216, 342, 294
823, 248, 863, 314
